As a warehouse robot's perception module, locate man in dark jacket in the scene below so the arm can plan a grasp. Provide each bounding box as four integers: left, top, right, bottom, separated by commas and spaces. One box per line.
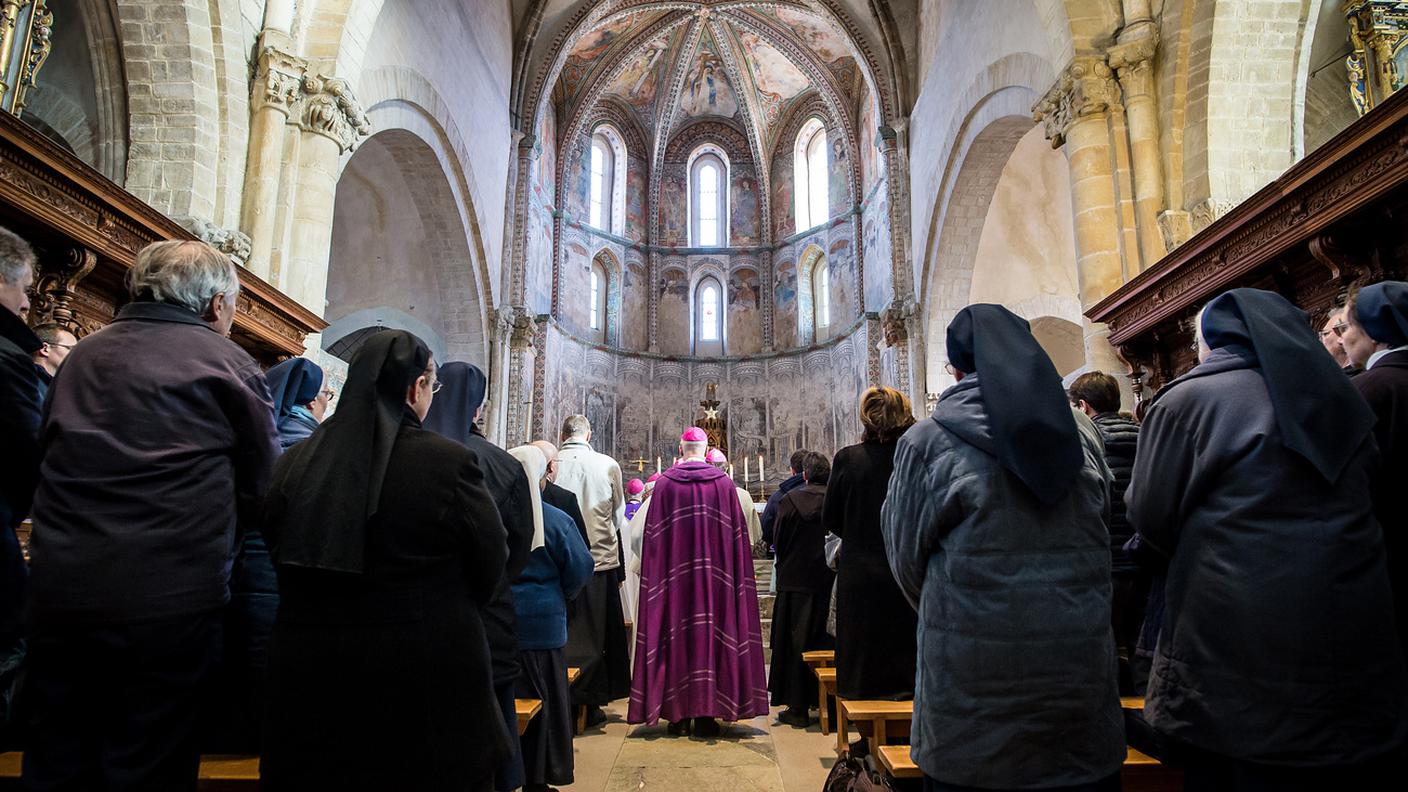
1128, 289, 1407, 788
769, 451, 834, 727
30, 323, 78, 404
1069, 370, 1145, 693
0, 227, 40, 749
883, 305, 1123, 790
423, 362, 535, 792
21, 241, 281, 792
760, 448, 808, 549
1343, 281, 1408, 647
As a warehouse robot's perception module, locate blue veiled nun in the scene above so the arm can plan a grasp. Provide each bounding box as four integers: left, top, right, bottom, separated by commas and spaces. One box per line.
881, 304, 1123, 792
264, 357, 327, 449
1127, 288, 1407, 790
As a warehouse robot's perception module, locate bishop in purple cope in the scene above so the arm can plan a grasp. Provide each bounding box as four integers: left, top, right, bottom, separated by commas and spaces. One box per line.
627, 428, 768, 731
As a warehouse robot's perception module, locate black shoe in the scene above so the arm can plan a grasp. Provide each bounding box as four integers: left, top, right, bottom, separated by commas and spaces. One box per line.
778, 708, 811, 728
667, 719, 690, 736
584, 706, 608, 728
692, 717, 722, 737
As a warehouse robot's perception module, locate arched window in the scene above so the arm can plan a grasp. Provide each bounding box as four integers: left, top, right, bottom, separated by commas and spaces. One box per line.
794, 118, 829, 232
589, 126, 627, 235
689, 148, 729, 248
694, 275, 725, 355
589, 262, 606, 339
813, 261, 830, 335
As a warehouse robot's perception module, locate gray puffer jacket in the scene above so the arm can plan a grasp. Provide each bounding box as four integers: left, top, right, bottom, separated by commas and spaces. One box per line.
881, 376, 1124, 789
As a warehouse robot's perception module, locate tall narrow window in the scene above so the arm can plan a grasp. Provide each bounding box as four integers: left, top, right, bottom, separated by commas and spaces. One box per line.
589, 259, 609, 343
689, 149, 728, 247
700, 282, 720, 341
590, 268, 602, 329
794, 119, 829, 232
815, 263, 830, 329
698, 163, 719, 246
589, 137, 610, 230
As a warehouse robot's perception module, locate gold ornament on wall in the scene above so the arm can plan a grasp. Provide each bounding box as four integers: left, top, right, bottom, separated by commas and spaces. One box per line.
1345, 1, 1408, 116
0, 0, 51, 116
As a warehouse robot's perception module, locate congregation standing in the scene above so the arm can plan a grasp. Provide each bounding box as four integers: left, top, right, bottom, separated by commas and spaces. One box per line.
3, 224, 1408, 792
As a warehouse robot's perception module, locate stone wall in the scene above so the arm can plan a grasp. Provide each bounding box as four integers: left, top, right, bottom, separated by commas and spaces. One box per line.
540, 320, 871, 483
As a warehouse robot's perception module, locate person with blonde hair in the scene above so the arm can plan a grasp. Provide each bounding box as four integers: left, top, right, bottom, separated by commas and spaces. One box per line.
823, 387, 918, 748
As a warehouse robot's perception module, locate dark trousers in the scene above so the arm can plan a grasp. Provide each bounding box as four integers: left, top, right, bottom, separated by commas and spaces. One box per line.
19, 610, 222, 792
491, 679, 525, 792
1179, 745, 1399, 791
1111, 571, 1149, 696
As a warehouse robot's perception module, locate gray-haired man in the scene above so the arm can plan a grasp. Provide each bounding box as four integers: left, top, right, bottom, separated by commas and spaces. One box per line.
0, 226, 40, 748
22, 240, 280, 791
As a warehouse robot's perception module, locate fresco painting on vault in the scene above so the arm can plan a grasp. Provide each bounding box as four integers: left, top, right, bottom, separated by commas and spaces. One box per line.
859, 90, 879, 191
682, 50, 739, 118
736, 29, 810, 128
731, 168, 760, 244
728, 268, 763, 355
773, 8, 850, 64
772, 151, 794, 239
657, 269, 690, 354
608, 35, 667, 112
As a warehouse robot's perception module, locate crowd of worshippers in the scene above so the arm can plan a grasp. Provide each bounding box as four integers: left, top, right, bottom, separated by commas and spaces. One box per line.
2, 224, 1408, 792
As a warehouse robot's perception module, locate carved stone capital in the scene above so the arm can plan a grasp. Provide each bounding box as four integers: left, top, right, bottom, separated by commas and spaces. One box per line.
184, 217, 253, 269
1157, 209, 1192, 251
1033, 56, 1117, 148
1107, 29, 1159, 97
252, 42, 307, 115
880, 298, 917, 347
299, 74, 372, 153
1190, 198, 1237, 233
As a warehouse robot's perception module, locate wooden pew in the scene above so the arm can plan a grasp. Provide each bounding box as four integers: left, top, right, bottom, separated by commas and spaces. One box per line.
802, 649, 834, 669
516, 698, 543, 735
812, 666, 837, 735
1, 752, 262, 791
837, 699, 912, 756
874, 745, 1180, 790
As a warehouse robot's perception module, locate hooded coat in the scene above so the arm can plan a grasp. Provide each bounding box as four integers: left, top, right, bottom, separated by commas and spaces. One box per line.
1129, 347, 1408, 765
881, 376, 1123, 789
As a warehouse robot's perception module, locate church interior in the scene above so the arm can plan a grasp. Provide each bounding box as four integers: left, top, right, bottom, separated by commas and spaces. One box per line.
3, 0, 1408, 790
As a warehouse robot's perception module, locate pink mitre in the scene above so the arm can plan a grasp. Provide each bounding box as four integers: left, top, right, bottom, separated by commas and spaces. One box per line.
626, 478, 645, 496
680, 426, 708, 442
705, 448, 727, 464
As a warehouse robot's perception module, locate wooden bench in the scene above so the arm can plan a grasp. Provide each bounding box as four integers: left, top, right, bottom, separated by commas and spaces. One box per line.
515, 698, 543, 735
874, 746, 1181, 790
1, 752, 262, 790
813, 666, 837, 735
837, 698, 912, 756
802, 649, 835, 668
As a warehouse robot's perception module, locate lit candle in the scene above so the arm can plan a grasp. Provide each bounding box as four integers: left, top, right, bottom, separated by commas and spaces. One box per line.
729, 464, 735, 478
656, 456, 661, 475
758, 453, 765, 477
743, 456, 750, 484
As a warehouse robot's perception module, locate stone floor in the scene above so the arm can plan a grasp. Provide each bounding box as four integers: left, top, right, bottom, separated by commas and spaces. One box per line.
563, 699, 837, 792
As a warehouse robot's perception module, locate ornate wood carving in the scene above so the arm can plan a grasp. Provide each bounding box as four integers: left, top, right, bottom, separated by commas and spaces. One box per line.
0, 111, 326, 361
1088, 87, 1408, 396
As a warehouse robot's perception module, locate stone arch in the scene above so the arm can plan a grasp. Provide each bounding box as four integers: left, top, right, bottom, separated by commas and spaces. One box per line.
325, 127, 488, 367
591, 246, 624, 346
1029, 315, 1086, 378
109, 0, 225, 221
354, 65, 498, 311
796, 243, 827, 346
1180, 0, 1321, 223
297, 0, 385, 78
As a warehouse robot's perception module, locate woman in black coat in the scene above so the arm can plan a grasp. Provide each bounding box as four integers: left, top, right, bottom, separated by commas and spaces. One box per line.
824, 387, 918, 708
260, 331, 511, 791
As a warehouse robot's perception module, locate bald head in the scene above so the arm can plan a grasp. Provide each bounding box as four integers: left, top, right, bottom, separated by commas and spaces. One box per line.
531, 440, 559, 482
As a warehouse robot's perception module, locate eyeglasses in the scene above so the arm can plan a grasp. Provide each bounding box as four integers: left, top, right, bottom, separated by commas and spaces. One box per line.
318, 388, 336, 400
46, 342, 75, 350
429, 379, 444, 394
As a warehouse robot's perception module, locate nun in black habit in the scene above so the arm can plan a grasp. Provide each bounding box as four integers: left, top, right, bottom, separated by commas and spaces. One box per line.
881, 304, 1124, 792
423, 362, 536, 792
1127, 288, 1407, 789
260, 331, 511, 792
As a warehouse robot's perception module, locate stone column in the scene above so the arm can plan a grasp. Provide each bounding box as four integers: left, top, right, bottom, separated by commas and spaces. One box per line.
1108, 12, 1165, 271
240, 38, 306, 280
1034, 56, 1133, 405
282, 74, 371, 315
759, 248, 775, 352
505, 314, 537, 446
484, 307, 515, 446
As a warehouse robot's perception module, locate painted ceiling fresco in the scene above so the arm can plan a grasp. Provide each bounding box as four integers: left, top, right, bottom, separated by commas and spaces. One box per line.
548, 4, 869, 161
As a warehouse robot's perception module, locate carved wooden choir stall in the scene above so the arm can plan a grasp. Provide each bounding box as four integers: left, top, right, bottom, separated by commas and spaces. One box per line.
0, 109, 326, 362
1090, 85, 1408, 401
